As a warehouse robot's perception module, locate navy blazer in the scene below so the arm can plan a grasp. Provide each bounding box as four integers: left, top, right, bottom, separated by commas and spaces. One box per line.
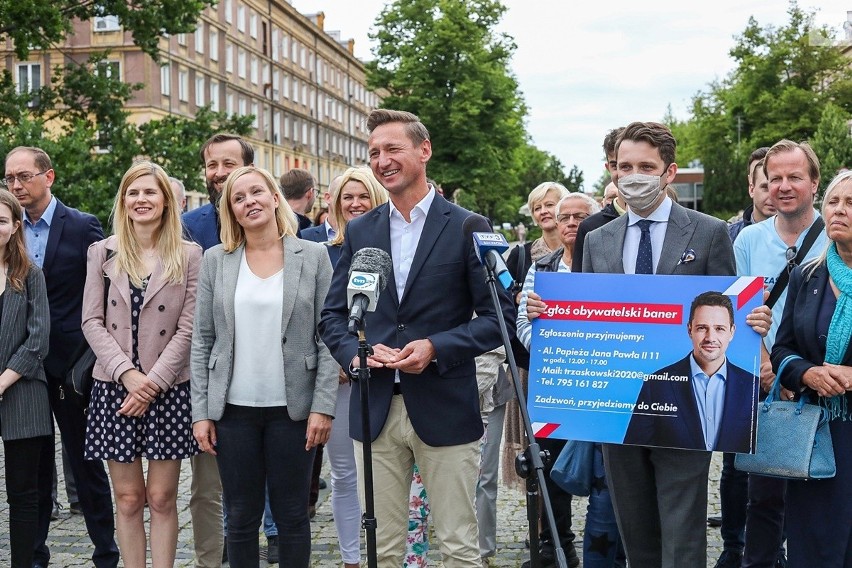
624, 355, 758, 452
772, 263, 852, 393
299, 224, 328, 243
182, 203, 220, 251
40, 199, 104, 377
318, 196, 514, 446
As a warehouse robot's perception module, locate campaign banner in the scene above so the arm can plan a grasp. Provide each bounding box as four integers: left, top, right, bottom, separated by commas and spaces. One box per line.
528, 273, 763, 453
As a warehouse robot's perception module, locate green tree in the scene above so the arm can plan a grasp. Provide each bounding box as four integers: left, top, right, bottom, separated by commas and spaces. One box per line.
810, 102, 852, 189
678, 2, 852, 217
367, 0, 528, 218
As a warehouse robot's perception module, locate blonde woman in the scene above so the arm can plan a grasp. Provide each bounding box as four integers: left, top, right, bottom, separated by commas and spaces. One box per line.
191, 166, 337, 567
81, 161, 201, 568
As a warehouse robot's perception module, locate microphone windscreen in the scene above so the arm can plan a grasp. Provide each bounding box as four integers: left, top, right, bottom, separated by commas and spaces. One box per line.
462, 213, 493, 240
349, 247, 393, 292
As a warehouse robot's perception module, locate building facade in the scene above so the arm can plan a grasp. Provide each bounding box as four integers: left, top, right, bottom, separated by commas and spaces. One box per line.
5, 0, 382, 211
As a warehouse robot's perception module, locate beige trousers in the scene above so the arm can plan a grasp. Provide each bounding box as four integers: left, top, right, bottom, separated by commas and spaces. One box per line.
190, 451, 224, 568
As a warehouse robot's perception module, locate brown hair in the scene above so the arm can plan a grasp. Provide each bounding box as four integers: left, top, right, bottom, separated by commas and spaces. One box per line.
763, 140, 820, 184
5, 146, 53, 173
616, 122, 677, 169
199, 133, 254, 167
366, 109, 430, 146
0, 188, 32, 292
279, 168, 315, 200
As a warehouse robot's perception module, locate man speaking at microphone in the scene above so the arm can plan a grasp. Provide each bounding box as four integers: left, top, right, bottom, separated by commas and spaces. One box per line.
319, 109, 514, 568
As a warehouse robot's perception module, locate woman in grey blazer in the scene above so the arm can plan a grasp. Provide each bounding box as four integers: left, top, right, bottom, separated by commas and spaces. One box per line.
0, 189, 51, 568
191, 166, 337, 568
81, 162, 201, 568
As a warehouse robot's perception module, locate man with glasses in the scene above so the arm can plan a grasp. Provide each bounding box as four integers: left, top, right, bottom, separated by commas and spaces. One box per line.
4, 146, 119, 568
732, 140, 826, 568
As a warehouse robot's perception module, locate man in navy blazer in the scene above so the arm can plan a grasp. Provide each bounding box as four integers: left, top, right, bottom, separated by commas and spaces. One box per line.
5, 146, 119, 568
625, 292, 759, 453
319, 109, 513, 567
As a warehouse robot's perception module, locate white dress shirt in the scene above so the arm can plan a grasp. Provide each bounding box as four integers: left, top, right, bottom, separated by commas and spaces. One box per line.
622, 196, 672, 274
388, 187, 436, 302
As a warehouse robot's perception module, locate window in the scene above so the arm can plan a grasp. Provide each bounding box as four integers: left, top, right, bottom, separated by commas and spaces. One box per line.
299, 45, 306, 68
225, 43, 233, 73
250, 56, 258, 84
96, 60, 120, 80
292, 79, 299, 104
195, 27, 204, 54
251, 102, 259, 128
249, 13, 257, 39
282, 75, 290, 99
178, 70, 189, 102
195, 76, 205, 106
224, 0, 233, 23
94, 15, 120, 32
301, 84, 307, 107
237, 6, 245, 33
177, 33, 187, 46
237, 49, 246, 79
284, 116, 291, 140
271, 28, 279, 59
210, 81, 219, 111
17, 63, 41, 107
209, 30, 218, 61
238, 97, 247, 117
160, 64, 170, 96
273, 110, 281, 142
281, 35, 289, 60
272, 70, 279, 99
302, 123, 308, 145
227, 93, 235, 114
291, 39, 298, 61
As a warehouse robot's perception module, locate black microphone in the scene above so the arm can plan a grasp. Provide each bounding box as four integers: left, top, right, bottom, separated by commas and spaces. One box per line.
462, 214, 514, 291
347, 247, 393, 335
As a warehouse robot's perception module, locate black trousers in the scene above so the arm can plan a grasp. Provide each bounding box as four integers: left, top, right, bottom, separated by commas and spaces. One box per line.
33, 375, 119, 568
4, 435, 49, 568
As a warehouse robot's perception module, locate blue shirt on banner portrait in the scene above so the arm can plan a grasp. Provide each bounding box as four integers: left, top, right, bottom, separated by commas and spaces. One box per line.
527, 273, 763, 453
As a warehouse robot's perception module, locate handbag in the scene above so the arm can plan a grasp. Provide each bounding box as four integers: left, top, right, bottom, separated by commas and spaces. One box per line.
735, 355, 836, 480
550, 439, 595, 496
64, 262, 112, 408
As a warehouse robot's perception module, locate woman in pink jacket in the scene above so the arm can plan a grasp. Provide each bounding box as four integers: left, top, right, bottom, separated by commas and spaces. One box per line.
81, 161, 201, 568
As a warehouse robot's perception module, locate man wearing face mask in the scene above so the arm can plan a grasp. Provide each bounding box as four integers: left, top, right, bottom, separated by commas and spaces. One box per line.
581, 122, 738, 568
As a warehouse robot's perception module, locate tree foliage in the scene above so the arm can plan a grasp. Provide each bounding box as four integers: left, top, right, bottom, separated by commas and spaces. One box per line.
0, 1, 252, 228
681, 2, 852, 217
366, 0, 532, 219
810, 102, 852, 189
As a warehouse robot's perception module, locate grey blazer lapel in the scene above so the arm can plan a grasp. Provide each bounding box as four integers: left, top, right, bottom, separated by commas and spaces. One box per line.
657, 203, 695, 275
601, 216, 628, 274
279, 237, 302, 334
222, 246, 242, 341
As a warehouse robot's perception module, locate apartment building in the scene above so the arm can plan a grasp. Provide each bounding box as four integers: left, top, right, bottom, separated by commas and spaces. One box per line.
6, 0, 382, 210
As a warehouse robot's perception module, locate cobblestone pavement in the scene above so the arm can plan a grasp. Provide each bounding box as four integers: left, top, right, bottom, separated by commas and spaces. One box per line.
0, 431, 727, 566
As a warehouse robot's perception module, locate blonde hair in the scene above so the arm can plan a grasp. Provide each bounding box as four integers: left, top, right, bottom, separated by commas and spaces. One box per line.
527, 182, 570, 226
112, 161, 186, 287
219, 166, 298, 252
804, 169, 852, 278
330, 166, 388, 246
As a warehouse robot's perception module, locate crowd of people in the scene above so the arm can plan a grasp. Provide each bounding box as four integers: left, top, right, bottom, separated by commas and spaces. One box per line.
0, 109, 850, 568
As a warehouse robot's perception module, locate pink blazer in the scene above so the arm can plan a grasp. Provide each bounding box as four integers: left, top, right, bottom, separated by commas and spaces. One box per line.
81, 235, 202, 391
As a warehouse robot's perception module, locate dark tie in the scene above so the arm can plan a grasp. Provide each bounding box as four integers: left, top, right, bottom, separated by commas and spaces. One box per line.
635, 219, 654, 274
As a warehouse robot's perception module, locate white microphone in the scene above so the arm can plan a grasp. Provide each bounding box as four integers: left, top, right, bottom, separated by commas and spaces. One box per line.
347, 247, 392, 334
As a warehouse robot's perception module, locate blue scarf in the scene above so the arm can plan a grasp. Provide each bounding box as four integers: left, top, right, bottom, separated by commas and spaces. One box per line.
823, 243, 852, 420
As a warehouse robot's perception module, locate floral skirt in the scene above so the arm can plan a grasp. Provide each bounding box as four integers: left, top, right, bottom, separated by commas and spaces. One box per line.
84, 380, 199, 462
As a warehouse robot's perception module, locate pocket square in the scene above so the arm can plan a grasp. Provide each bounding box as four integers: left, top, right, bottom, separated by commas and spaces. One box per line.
678, 249, 696, 265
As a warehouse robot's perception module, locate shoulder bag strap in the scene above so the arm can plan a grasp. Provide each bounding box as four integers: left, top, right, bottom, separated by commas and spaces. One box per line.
766, 217, 825, 309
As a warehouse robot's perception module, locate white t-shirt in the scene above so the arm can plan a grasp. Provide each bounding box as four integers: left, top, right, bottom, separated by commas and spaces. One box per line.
228, 252, 287, 407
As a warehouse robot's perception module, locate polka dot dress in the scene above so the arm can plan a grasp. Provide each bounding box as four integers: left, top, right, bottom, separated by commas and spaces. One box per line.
84, 277, 199, 463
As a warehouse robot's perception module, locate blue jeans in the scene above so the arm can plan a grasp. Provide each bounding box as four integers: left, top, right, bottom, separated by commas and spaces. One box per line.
582, 444, 626, 568
216, 404, 315, 568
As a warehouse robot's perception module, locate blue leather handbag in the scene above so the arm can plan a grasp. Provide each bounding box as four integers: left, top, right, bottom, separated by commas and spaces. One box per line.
550, 439, 595, 496
735, 355, 836, 480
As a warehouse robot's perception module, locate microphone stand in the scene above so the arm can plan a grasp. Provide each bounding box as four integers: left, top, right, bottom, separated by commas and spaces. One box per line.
352, 324, 378, 568
484, 253, 569, 568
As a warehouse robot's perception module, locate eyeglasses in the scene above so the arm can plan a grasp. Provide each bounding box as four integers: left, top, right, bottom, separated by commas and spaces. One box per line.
1, 170, 48, 188
557, 212, 589, 225
785, 245, 798, 273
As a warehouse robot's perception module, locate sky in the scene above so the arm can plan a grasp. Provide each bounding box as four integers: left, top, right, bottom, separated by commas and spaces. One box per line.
293, 0, 851, 191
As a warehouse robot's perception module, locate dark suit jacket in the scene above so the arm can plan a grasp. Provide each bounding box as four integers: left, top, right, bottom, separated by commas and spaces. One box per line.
772, 263, 852, 393
182, 203, 220, 251
624, 355, 758, 452
0, 266, 52, 440
573, 203, 620, 272
40, 199, 104, 378
300, 224, 329, 243
318, 196, 514, 446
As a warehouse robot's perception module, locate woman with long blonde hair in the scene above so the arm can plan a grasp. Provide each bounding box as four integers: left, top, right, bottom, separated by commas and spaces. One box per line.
81, 161, 201, 568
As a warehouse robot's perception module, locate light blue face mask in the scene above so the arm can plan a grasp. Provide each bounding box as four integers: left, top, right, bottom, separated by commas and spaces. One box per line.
618, 173, 665, 212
